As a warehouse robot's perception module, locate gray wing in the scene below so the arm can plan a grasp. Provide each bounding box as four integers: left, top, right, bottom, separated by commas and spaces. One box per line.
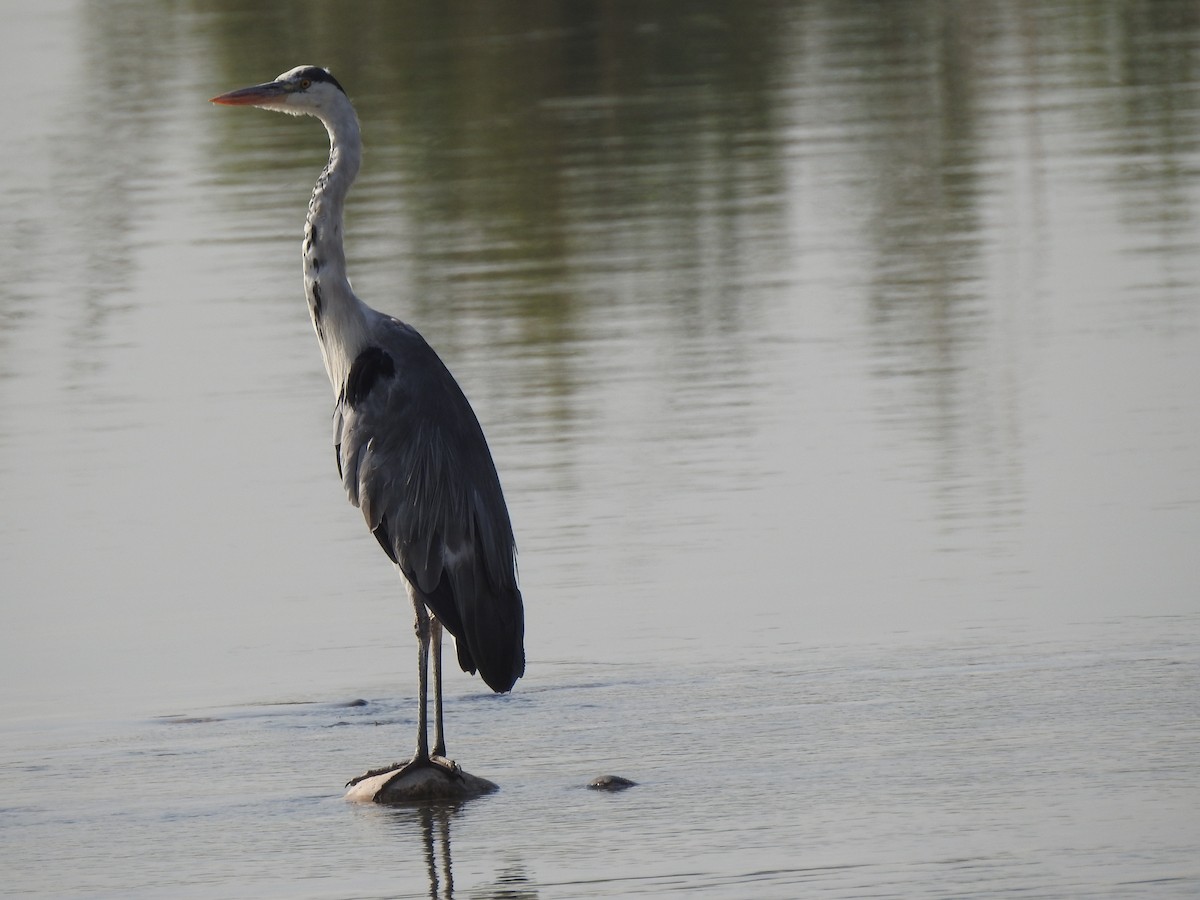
333, 318, 524, 693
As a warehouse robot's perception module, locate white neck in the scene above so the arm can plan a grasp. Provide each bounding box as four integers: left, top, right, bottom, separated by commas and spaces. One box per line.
304, 99, 374, 391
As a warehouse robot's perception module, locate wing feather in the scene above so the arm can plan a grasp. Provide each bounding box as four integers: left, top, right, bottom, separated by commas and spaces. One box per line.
332, 318, 524, 692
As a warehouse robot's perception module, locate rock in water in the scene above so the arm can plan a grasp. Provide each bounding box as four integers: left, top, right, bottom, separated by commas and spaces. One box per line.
587, 774, 637, 791
345, 764, 498, 804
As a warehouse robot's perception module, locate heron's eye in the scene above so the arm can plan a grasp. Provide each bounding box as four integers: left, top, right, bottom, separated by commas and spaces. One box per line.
300, 78, 312, 90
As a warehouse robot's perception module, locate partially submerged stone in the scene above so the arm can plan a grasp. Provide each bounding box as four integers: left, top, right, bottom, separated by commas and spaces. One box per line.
345, 763, 498, 804
587, 774, 637, 791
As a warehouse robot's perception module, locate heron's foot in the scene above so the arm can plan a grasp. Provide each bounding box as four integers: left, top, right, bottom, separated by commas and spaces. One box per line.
346, 761, 409, 788
345, 753, 461, 788
428, 754, 461, 778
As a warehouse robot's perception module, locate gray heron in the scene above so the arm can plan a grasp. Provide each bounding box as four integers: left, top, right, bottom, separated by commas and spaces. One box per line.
212, 66, 525, 785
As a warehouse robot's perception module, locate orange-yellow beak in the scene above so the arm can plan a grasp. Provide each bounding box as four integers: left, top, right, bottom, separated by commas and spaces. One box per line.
210, 81, 289, 107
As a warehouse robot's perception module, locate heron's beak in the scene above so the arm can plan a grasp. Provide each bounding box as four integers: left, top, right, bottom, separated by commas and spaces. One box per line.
210, 81, 290, 107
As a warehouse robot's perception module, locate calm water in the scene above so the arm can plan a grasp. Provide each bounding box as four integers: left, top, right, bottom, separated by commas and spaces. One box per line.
2, 1, 1199, 897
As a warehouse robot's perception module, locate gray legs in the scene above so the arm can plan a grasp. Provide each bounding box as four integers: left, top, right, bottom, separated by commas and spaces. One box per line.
431, 616, 446, 758
344, 581, 458, 788
411, 586, 432, 761
409, 582, 457, 775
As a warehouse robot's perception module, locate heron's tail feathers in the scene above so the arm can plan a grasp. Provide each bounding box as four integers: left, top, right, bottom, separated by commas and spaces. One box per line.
419, 573, 524, 694
457, 583, 525, 693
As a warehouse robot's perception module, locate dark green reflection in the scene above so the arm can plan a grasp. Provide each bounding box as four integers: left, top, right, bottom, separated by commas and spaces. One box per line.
201, 1, 792, 338
187, 0, 1200, 503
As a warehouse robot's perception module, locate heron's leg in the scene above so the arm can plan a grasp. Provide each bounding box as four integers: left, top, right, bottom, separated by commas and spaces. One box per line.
346, 587, 431, 788
427, 616, 459, 776
430, 616, 447, 759
411, 589, 432, 763
344, 586, 459, 788
399, 595, 459, 777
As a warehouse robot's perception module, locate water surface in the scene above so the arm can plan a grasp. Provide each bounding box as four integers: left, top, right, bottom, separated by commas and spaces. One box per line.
2, 1, 1198, 897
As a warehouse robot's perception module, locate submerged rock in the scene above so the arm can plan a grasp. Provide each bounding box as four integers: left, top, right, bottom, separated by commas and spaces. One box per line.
587, 774, 637, 791
345, 763, 498, 804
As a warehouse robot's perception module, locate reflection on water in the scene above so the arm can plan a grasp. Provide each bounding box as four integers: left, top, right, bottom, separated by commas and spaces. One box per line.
1, 0, 1199, 897
388, 802, 538, 900
414, 804, 457, 900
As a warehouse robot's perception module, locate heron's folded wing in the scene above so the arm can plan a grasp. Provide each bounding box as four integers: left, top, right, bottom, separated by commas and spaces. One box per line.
332, 320, 524, 690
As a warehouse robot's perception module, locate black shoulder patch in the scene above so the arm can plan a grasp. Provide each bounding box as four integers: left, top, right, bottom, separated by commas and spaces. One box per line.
297, 66, 346, 95
344, 346, 395, 409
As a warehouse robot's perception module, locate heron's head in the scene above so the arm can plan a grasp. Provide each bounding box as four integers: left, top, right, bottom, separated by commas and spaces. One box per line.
210, 66, 347, 118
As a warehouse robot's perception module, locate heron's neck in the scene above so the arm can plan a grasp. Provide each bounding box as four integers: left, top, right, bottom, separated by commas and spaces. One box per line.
305, 106, 371, 392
